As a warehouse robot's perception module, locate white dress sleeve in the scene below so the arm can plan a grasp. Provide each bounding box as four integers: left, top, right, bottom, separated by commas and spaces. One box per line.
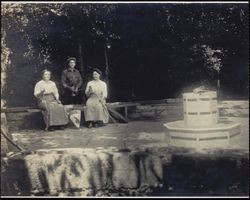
52, 82, 59, 100
34, 82, 41, 98
102, 82, 108, 99
85, 82, 90, 95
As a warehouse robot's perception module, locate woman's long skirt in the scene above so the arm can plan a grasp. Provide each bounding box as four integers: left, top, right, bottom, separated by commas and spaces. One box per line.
84, 95, 109, 123
38, 94, 69, 128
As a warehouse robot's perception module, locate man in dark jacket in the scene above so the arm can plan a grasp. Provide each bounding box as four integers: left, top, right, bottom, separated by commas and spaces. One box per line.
61, 57, 83, 105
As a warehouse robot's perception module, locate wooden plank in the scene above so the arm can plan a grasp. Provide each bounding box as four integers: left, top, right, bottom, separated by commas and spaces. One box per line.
137, 104, 183, 109
27, 109, 41, 113
71, 105, 86, 111
64, 105, 127, 123
1, 126, 25, 152
109, 113, 117, 123
6, 113, 36, 121
111, 99, 183, 105
108, 107, 128, 123
124, 106, 128, 119
107, 103, 140, 108
71, 104, 138, 110
1, 107, 38, 113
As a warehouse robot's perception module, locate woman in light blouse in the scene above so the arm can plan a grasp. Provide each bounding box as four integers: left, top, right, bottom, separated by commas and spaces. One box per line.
34, 69, 69, 131
84, 68, 109, 128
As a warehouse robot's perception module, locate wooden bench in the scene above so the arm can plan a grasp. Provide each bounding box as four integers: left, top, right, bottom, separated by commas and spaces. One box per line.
0, 99, 183, 124
0, 104, 137, 123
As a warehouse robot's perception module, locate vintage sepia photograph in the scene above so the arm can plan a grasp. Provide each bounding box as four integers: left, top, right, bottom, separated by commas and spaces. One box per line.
1, 1, 249, 197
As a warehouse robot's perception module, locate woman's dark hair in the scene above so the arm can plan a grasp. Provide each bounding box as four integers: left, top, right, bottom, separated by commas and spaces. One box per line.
92, 68, 102, 76
41, 69, 51, 78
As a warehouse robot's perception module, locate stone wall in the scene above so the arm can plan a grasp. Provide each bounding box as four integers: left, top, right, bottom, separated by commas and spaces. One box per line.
1, 148, 163, 196
219, 101, 249, 117
128, 100, 249, 121
1, 100, 9, 154
1, 147, 249, 196
6, 112, 44, 132
1, 121, 9, 155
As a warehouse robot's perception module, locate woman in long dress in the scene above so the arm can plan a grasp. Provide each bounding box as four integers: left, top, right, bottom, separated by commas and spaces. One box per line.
84, 68, 109, 128
34, 70, 69, 131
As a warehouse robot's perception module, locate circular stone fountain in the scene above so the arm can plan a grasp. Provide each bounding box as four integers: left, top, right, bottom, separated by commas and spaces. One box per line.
164, 91, 241, 149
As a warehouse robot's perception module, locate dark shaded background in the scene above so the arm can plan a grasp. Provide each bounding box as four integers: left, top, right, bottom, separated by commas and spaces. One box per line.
2, 3, 249, 106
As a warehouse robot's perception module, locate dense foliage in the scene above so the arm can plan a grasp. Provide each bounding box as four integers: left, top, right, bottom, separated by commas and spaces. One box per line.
1, 3, 249, 106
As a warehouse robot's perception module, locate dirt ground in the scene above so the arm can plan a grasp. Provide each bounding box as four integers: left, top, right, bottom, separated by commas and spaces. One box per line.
9, 117, 249, 152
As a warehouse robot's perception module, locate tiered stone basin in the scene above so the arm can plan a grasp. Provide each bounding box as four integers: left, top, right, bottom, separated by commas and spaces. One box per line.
164, 120, 241, 149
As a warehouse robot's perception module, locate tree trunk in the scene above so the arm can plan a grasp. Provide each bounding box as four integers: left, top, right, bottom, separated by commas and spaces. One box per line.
78, 42, 84, 75
1, 30, 11, 97
104, 44, 110, 95
217, 70, 220, 98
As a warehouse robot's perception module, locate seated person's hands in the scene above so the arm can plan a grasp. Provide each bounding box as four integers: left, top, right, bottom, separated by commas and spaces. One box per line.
56, 99, 62, 104
69, 86, 75, 91
99, 97, 106, 104
74, 87, 79, 93
87, 86, 94, 97
42, 89, 53, 95
89, 86, 93, 93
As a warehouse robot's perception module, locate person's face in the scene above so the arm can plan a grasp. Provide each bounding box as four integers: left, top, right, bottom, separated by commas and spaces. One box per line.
69, 60, 76, 68
93, 71, 100, 80
43, 71, 51, 81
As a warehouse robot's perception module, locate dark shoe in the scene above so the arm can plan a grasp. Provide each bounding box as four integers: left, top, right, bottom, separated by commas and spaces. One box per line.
59, 126, 65, 130
48, 127, 55, 131
99, 123, 105, 127
98, 121, 105, 127
94, 122, 99, 128
87, 122, 93, 129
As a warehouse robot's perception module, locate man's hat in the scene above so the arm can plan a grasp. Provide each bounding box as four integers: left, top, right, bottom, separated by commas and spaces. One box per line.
67, 57, 77, 62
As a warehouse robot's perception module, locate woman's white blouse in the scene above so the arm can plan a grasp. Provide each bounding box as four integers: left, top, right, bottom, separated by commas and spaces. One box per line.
34, 80, 59, 99
85, 80, 107, 99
